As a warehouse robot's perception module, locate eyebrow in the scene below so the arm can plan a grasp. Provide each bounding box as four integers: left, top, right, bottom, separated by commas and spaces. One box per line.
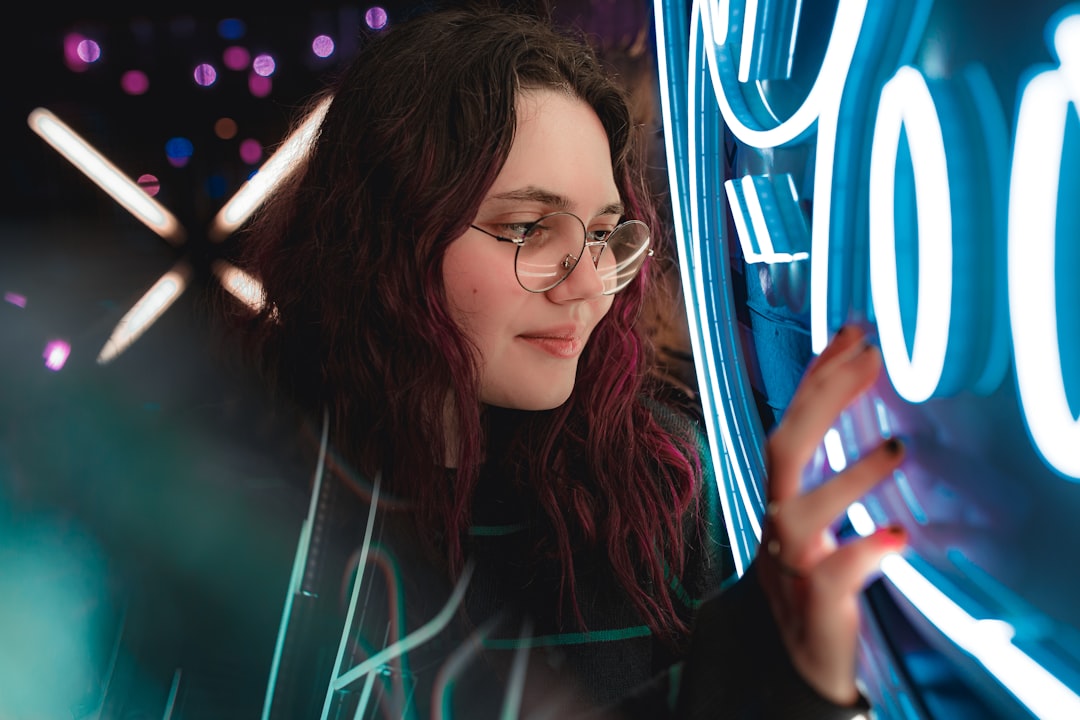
486, 186, 624, 217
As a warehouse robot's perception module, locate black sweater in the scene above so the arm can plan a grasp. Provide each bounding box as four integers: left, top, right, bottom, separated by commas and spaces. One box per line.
262, 405, 871, 719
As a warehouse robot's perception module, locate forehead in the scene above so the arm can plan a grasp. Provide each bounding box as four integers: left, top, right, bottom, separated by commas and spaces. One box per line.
483, 89, 620, 215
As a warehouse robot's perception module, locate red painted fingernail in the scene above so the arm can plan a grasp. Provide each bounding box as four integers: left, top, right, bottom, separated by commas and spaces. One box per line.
880, 525, 907, 548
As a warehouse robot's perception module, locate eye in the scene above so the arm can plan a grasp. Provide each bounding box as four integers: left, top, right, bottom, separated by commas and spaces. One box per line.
587, 226, 617, 242
522, 218, 561, 248
498, 222, 534, 240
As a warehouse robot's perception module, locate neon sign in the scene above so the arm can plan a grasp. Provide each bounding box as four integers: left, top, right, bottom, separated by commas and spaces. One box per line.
1009, 10, 1080, 480
655, 0, 1080, 716
682, 1, 1080, 478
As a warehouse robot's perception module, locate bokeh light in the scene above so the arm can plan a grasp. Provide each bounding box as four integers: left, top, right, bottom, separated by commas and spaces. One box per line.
312, 34, 335, 58
120, 69, 149, 95
248, 72, 272, 98
223, 45, 250, 71
77, 38, 102, 63
365, 6, 389, 30
252, 53, 276, 77
136, 173, 160, 197
165, 137, 194, 168
194, 63, 218, 87
4, 292, 27, 308
217, 18, 246, 40
214, 117, 238, 140
239, 138, 262, 165
43, 341, 71, 371
63, 33, 90, 72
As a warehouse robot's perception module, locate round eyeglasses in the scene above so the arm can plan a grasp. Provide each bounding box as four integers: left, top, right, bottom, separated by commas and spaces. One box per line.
470, 212, 653, 295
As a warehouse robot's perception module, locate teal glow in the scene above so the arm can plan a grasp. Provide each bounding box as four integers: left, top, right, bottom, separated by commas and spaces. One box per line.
656, 0, 767, 575
869, 64, 1008, 402
656, 2, 1080, 717
1009, 8, 1080, 480
880, 554, 1080, 718
701, 0, 867, 146
724, 173, 811, 263
869, 66, 954, 402
809, 1, 936, 353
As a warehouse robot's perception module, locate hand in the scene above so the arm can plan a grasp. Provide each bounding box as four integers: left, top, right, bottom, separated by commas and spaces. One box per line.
757, 325, 908, 706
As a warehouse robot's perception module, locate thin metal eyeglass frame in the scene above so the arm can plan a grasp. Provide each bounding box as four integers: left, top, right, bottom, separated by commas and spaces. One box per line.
468, 213, 652, 294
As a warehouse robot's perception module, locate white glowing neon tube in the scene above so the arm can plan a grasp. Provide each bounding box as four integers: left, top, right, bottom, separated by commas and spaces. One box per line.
846, 503, 1080, 718
212, 260, 267, 312
211, 95, 331, 240
97, 263, 190, 365
27, 107, 184, 245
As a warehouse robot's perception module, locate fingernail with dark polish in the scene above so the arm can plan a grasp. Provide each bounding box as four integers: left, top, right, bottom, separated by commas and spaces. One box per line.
884, 437, 903, 455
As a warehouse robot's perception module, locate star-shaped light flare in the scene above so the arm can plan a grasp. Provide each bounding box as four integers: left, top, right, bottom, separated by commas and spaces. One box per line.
27, 97, 331, 365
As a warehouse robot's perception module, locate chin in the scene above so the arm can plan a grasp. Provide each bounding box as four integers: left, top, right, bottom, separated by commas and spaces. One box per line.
486, 384, 575, 411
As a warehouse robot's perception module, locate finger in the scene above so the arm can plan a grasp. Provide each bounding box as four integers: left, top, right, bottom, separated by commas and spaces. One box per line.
785, 437, 905, 549
789, 529, 904, 706
801, 324, 866, 378
811, 524, 908, 597
766, 344, 883, 497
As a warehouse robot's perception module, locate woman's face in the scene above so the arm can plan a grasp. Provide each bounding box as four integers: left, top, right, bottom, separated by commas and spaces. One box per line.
443, 89, 619, 410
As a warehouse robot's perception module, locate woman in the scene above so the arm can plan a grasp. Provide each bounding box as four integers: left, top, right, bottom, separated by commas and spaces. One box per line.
222, 3, 907, 718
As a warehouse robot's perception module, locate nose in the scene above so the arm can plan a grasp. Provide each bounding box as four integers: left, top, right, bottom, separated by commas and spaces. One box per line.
547, 246, 606, 301
584, 240, 606, 267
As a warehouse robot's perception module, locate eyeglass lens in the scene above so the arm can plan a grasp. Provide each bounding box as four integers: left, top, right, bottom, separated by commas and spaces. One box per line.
514, 213, 650, 294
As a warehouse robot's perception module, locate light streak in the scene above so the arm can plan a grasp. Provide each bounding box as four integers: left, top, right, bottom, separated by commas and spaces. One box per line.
846, 502, 1080, 717
211, 95, 331, 240
96, 263, 190, 365
27, 108, 184, 245
212, 260, 267, 313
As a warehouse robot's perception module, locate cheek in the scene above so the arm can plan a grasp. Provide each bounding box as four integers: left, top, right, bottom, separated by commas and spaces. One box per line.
445, 269, 499, 326
443, 249, 484, 317
443, 258, 513, 343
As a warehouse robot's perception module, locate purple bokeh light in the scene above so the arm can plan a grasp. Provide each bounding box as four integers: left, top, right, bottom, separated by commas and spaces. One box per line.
4, 292, 27, 308
77, 39, 101, 63
223, 45, 250, 71
120, 70, 149, 95
365, 6, 388, 30
43, 341, 71, 372
63, 33, 89, 72
239, 138, 262, 165
194, 62, 218, 86
248, 72, 272, 97
312, 34, 335, 58
251, 53, 276, 77
137, 174, 160, 197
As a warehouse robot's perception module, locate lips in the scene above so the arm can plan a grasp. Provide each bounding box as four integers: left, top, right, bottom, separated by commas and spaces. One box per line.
518, 327, 585, 359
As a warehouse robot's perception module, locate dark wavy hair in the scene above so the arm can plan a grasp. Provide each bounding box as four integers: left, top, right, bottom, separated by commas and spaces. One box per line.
225, 3, 702, 645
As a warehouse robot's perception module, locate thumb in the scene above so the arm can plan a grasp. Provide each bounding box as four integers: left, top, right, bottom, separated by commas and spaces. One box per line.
816, 526, 908, 597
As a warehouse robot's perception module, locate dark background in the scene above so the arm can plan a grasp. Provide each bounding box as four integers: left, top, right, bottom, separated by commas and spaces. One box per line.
0, 4, 678, 717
